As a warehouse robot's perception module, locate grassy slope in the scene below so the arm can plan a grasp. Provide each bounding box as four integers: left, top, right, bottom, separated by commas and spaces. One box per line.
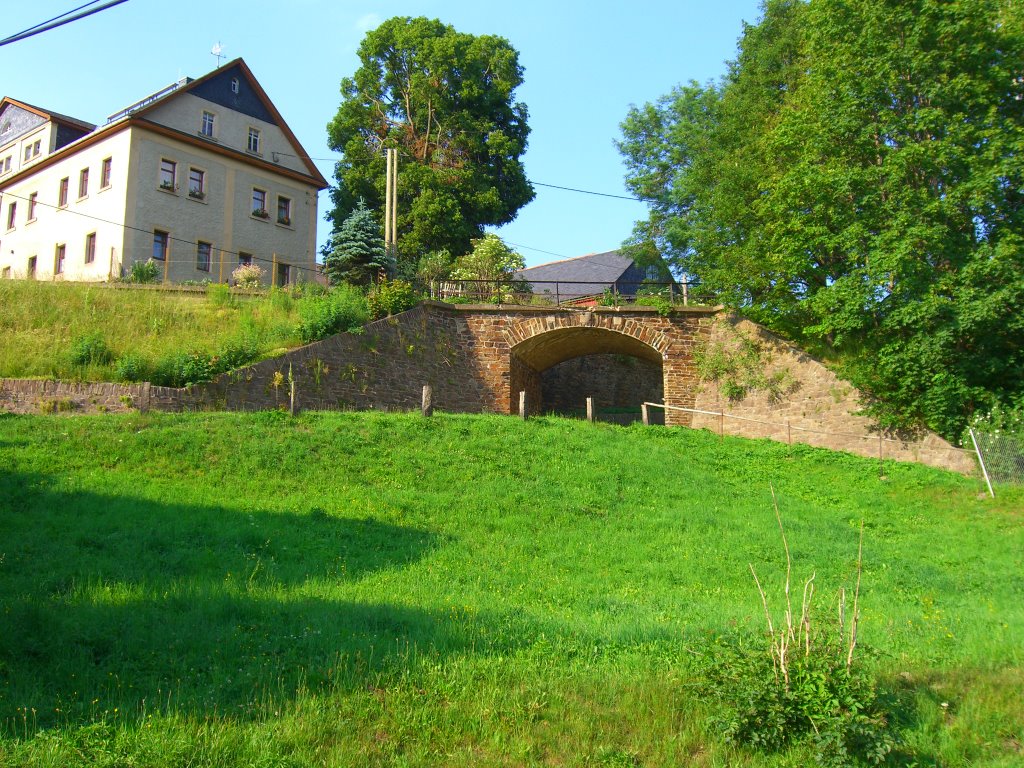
0, 281, 302, 380
0, 411, 1021, 766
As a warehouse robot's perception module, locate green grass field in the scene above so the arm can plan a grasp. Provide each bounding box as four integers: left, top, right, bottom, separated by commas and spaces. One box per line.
0, 281, 304, 381
0, 411, 1021, 766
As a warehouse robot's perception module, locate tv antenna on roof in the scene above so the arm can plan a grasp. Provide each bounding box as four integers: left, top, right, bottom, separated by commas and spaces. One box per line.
211, 42, 225, 67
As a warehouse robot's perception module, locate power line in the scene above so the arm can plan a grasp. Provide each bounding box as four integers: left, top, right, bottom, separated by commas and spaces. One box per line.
0, 0, 130, 48
278, 151, 654, 204
499, 240, 567, 259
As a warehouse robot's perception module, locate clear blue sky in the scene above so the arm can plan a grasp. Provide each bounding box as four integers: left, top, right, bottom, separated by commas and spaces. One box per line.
2, 0, 763, 266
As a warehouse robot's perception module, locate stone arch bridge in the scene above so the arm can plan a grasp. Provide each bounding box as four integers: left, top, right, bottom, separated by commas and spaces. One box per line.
193, 301, 716, 426
1, 300, 973, 472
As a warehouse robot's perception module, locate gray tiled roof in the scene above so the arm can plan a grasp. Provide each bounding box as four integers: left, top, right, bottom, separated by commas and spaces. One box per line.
516, 251, 633, 299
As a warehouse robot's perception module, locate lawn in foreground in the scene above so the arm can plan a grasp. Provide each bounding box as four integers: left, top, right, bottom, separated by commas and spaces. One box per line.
0, 411, 1021, 766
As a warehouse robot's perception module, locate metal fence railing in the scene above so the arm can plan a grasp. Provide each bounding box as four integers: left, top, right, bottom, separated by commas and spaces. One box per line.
431, 278, 691, 307
969, 428, 1023, 497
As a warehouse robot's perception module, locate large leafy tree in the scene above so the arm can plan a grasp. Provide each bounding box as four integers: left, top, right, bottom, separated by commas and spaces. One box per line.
327, 16, 534, 278
619, 0, 1024, 439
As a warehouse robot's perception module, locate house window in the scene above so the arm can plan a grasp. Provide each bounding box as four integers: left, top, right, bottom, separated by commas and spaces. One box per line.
78, 167, 89, 198
27, 256, 36, 278
54, 244, 66, 275
101, 158, 112, 189
231, 77, 240, 94
238, 252, 252, 266
27, 193, 37, 221
153, 230, 169, 261
201, 111, 215, 137
1, 156, 10, 174
251, 188, 267, 217
196, 241, 212, 272
6, 202, 15, 230
276, 262, 291, 287
276, 196, 291, 225
23, 140, 39, 162
159, 159, 176, 191
247, 127, 260, 154
58, 177, 69, 207
85, 232, 96, 264
188, 167, 205, 198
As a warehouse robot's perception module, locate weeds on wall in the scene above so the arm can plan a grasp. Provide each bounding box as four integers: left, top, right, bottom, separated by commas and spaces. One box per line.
694, 320, 794, 402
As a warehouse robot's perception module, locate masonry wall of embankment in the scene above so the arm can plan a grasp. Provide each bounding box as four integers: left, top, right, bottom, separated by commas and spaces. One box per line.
0, 302, 977, 475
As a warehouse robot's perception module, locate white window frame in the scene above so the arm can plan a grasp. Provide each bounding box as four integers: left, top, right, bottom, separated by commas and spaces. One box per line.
201, 110, 216, 138
247, 127, 261, 154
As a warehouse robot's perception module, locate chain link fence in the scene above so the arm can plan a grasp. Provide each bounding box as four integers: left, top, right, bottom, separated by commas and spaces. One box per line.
969, 428, 1024, 496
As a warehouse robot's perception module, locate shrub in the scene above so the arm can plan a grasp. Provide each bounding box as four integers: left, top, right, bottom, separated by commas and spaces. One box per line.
296, 285, 369, 344
151, 351, 215, 388
367, 278, 420, 320
215, 334, 261, 371
114, 353, 152, 383
697, 495, 897, 766
68, 333, 114, 366
699, 634, 895, 765
232, 263, 265, 290
128, 259, 160, 284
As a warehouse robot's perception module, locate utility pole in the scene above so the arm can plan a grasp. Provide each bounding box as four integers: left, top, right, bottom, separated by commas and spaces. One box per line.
383, 147, 398, 266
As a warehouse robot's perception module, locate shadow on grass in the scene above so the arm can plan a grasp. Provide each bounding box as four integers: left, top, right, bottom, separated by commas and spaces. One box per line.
0, 471, 512, 732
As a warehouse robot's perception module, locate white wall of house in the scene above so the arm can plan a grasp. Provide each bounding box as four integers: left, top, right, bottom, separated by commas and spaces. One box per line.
0, 129, 131, 281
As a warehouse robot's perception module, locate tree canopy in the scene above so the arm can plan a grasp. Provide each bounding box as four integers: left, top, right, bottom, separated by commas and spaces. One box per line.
326, 16, 534, 278
619, 0, 1024, 439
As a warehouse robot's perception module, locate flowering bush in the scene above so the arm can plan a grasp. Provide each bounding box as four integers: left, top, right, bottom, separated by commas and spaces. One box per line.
964, 400, 1024, 441
232, 263, 265, 290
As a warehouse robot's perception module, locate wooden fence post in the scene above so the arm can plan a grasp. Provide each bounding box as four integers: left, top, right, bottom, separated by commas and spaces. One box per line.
519, 390, 527, 420
642, 403, 650, 426
586, 397, 594, 422
422, 384, 433, 417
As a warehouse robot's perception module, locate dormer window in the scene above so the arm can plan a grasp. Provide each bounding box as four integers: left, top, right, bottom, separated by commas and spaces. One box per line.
231, 77, 240, 94
201, 111, 215, 137
247, 127, 261, 154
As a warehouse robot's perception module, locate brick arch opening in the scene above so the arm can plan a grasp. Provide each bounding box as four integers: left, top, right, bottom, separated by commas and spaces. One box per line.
509, 326, 665, 418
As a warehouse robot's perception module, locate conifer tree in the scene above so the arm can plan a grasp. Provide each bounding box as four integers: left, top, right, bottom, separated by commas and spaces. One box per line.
322, 200, 392, 286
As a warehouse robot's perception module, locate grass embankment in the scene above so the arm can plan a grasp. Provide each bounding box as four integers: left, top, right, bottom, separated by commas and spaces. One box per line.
0, 411, 1021, 766
0, 281, 306, 382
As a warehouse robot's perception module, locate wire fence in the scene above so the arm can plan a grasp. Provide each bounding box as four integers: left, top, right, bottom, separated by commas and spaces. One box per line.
968, 428, 1024, 496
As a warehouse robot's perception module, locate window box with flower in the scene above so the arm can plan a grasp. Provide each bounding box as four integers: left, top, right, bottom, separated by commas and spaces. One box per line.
159, 181, 176, 192
252, 208, 270, 219
188, 189, 206, 200
277, 215, 291, 226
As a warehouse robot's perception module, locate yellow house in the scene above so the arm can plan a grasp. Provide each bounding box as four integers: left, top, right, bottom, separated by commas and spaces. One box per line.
0, 58, 327, 286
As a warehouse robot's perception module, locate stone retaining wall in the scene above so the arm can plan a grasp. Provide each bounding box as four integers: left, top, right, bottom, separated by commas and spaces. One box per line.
0, 303, 977, 476
689, 316, 977, 474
